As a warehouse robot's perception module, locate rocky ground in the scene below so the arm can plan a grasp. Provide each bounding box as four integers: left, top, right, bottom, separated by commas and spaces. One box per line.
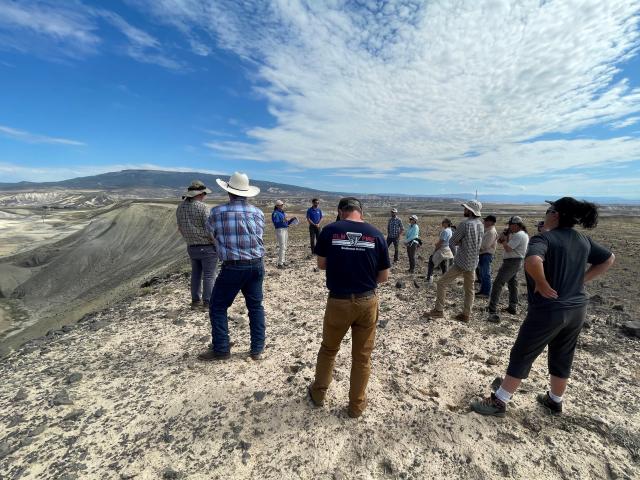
0, 215, 638, 479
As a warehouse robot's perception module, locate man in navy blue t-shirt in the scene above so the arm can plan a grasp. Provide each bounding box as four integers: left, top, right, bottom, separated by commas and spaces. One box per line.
308, 197, 390, 418
306, 198, 323, 254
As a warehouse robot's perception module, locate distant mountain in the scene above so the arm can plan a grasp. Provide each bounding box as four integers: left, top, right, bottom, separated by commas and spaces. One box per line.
0, 169, 323, 196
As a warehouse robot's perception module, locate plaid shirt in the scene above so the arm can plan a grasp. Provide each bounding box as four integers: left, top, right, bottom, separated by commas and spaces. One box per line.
176, 199, 215, 246
387, 217, 404, 238
450, 217, 484, 271
206, 199, 265, 261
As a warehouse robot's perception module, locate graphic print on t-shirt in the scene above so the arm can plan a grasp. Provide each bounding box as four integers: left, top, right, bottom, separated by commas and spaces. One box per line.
331, 232, 375, 250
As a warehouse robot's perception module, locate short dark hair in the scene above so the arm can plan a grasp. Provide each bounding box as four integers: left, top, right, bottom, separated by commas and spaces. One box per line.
337, 197, 362, 213
312, 198, 319, 203
441, 218, 451, 227
484, 215, 496, 223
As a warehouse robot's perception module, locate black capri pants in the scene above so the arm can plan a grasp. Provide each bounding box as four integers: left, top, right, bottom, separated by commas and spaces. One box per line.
506, 305, 587, 380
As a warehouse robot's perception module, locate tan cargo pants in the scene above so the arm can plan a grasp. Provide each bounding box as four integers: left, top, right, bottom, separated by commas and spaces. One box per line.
310, 294, 378, 417
434, 264, 475, 316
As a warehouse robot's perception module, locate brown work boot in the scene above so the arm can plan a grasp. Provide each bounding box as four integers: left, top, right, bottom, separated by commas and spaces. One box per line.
347, 408, 363, 419
307, 384, 324, 407
454, 312, 470, 322
423, 309, 444, 319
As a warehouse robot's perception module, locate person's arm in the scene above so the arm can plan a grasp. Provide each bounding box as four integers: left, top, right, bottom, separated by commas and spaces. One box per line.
584, 253, 615, 283
376, 268, 390, 283
524, 255, 558, 298
449, 224, 464, 248
317, 256, 327, 270
306, 209, 313, 225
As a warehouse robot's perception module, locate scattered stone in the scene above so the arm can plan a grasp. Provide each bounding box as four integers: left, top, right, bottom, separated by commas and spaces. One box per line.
413, 279, 421, 289
28, 423, 47, 437
521, 416, 542, 433
63, 409, 85, 422
161, 468, 180, 479
486, 356, 500, 366
65, 372, 83, 385
612, 304, 625, 312
589, 294, 605, 305
94, 407, 106, 418
395, 281, 405, 289
140, 277, 161, 288
253, 391, 267, 402
622, 321, 640, 338
51, 390, 73, 406
61, 324, 75, 333
438, 338, 447, 346
378, 320, 388, 329
313, 267, 318, 273
172, 318, 186, 326
583, 320, 591, 329
8, 414, 24, 427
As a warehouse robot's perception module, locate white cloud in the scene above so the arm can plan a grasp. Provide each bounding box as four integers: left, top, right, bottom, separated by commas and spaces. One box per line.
0, 1, 182, 68
0, 124, 86, 146
138, 0, 640, 184
610, 116, 640, 129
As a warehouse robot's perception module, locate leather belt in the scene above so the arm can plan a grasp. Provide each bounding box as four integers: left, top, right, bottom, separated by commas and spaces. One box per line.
329, 290, 376, 300
222, 258, 263, 266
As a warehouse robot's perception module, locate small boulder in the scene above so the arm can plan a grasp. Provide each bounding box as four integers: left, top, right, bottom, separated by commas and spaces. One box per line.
51, 390, 73, 406
395, 281, 404, 289
622, 321, 640, 338
65, 372, 83, 385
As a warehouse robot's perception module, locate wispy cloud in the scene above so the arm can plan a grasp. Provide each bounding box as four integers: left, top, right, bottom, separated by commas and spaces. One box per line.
0, 0, 182, 69
610, 116, 640, 129
0, 125, 86, 146
135, 0, 640, 184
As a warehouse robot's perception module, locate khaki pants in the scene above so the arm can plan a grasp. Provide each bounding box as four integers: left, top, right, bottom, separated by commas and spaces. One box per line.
310, 295, 378, 416
275, 228, 288, 265
435, 264, 475, 316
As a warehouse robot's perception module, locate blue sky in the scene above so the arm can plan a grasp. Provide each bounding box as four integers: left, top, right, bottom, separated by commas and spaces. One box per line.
1, 0, 640, 198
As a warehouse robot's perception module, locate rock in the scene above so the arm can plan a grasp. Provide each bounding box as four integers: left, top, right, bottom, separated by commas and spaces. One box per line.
438, 338, 447, 346
172, 318, 186, 326
162, 468, 180, 479
395, 281, 405, 289
589, 294, 605, 305
486, 356, 500, 366
313, 267, 318, 273
0, 441, 13, 459
413, 279, 421, 289
63, 409, 85, 422
622, 321, 640, 338
612, 304, 625, 312
65, 372, 83, 385
12, 388, 28, 402
253, 391, 267, 402
140, 277, 161, 288
28, 423, 47, 436
51, 390, 73, 406
378, 320, 388, 329
94, 407, 106, 418
583, 319, 591, 329
61, 324, 75, 333
8, 414, 24, 427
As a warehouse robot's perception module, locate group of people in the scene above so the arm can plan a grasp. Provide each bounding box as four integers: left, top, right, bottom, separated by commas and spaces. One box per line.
176, 172, 615, 419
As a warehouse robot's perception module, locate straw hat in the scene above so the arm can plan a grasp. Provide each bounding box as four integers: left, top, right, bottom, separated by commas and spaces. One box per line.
216, 172, 260, 197
182, 180, 212, 199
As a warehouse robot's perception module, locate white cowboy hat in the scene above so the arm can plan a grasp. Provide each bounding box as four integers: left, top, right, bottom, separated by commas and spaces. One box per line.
461, 199, 482, 217
182, 180, 212, 198
409, 214, 418, 221
216, 172, 260, 197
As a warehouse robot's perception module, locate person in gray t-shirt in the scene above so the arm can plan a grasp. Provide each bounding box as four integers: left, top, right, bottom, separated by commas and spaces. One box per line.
471, 197, 614, 418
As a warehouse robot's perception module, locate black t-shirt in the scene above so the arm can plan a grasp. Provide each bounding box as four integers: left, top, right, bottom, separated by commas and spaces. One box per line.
525, 228, 612, 311
314, 220, 390, 295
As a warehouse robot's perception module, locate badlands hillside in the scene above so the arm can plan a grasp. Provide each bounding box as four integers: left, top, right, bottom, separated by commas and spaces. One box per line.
0, 213, 638, 479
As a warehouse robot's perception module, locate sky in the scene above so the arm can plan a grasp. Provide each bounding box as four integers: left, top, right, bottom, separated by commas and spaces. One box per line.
1, 0, 640, 198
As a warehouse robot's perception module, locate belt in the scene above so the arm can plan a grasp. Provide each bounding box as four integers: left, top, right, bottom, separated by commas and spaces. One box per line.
222, 257, 263, 266
189, 243, 215, 248
329, 290, 376, 300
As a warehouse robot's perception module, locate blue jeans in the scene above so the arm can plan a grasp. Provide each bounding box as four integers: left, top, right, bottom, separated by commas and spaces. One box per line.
187, 245, 218, 304
477, 253, 493, 295
209, 260, 265, 355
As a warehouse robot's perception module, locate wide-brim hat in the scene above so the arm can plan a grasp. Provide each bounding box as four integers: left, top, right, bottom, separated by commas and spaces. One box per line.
216, 172, 260, 197
183, 180, 212, 198
391, 208, 398, 213
409, 214, 418, 221
461, 199, 482, 217
507, 215, 524, 225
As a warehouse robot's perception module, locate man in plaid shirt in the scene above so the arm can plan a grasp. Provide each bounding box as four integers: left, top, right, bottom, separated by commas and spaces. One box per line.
198, 172, 266, 362
176, 180, 217, 311
425, 200, 484, 322
387, 208, 404, 263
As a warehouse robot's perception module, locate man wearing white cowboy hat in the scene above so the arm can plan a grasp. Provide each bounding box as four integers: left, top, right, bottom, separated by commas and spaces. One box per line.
425, 199, 484, 322
199, 172, 266, 361
176, 180, 217, 311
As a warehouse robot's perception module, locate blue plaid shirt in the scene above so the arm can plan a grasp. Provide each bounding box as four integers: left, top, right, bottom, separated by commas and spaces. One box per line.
206, 199, 265, 261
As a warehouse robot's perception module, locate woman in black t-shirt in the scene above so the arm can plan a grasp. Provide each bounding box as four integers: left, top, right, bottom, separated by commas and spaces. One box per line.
471, 197, 615, 417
